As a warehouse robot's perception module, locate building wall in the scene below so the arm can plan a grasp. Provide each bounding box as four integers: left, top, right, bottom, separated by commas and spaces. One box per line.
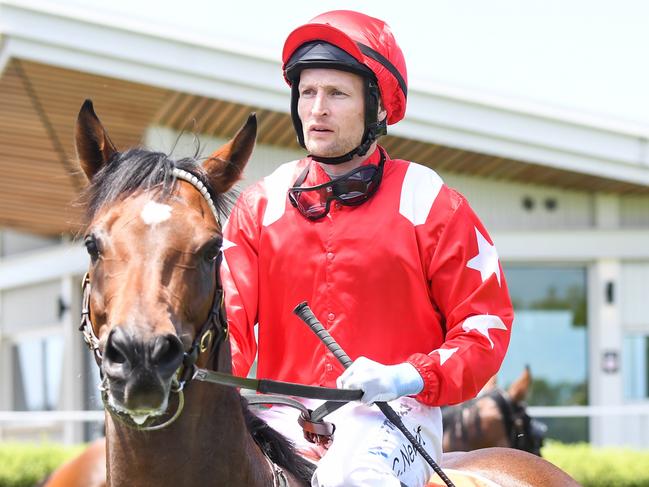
1, 280, 60, 333
443, 173, 594, 231
621, 263, 649, 330
1, 132, 648, 447
620, 196, 649, 228
144, 126, 305, 189
0, 229, 59, 257
0, 271, 85, 443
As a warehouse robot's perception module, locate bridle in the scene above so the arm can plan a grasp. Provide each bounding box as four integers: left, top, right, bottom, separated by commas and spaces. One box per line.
78, 168, 230, 432
489, 389, 546, 455
489, 389, 528, 449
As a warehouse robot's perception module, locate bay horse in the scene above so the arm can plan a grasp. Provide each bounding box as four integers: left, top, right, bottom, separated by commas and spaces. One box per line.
45, 100, 579, 487
64, 100, 314, 486
443, 367, 546, 455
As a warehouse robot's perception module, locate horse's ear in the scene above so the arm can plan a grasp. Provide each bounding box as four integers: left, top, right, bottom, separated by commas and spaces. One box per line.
75, 99, 117, 181
203, 113, 256, 194
508, 365, 532, 403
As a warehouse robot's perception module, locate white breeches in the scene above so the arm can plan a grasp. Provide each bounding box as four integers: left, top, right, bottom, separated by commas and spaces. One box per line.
255, 397, 443, 487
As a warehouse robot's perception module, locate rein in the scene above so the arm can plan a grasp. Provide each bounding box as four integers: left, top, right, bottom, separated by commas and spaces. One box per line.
191, 368, 361, 401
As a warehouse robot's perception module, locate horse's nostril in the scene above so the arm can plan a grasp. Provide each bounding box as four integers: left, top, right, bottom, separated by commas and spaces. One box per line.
104, 327, 133, 367
151, 334, 184, 369
105, 343, 127, 364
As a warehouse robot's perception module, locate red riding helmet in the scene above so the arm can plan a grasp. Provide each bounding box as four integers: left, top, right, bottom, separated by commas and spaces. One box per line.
282, 10, 408, 163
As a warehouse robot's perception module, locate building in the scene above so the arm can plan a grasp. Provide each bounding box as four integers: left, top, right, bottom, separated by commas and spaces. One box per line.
1, 0, 648, 447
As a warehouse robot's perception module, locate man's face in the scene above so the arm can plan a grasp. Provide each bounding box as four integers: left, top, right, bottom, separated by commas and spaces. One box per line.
297, 68, 365, 158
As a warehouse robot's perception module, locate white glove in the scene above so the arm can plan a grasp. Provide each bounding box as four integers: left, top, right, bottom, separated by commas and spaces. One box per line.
336, 356, 424, 404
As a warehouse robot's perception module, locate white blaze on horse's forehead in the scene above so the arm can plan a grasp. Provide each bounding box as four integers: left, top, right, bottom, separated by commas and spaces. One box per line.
140, 200, 172, 225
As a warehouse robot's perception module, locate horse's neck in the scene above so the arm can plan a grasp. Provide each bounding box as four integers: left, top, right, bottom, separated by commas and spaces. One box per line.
105, 384, 272, 487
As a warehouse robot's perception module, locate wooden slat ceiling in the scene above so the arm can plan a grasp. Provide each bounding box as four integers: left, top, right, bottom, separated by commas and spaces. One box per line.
0, 59, 172, 236
1, 59, 648, 237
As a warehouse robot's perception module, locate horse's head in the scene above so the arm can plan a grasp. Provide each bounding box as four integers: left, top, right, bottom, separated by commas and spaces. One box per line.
504, 366, 547, 456
75, 100, 255, 427
443, 367, 547, 455
482, 366, 547, 455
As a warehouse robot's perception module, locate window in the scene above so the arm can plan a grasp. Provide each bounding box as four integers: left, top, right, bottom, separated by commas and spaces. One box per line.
12, 334, 64, 411
499, 265, 589, 442
623, 334, 649, 400
82, 345, 105, 441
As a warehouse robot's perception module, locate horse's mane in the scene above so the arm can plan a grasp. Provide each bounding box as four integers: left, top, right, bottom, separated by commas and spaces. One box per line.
80, 148, 237, 224
241, 397, 316, 485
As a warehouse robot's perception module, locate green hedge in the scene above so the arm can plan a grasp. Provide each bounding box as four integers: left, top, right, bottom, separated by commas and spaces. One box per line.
1, 441, 649, 487
0, 443, 84, 487
543, 441, 649, 487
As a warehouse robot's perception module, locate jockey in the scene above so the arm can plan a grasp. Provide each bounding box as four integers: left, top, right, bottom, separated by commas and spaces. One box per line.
222, 10, 514, 487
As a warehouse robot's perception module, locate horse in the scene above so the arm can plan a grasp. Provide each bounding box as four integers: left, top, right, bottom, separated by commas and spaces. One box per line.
55, 99, 314, 487
442, 367, 546, 455
44, 100, 579, 487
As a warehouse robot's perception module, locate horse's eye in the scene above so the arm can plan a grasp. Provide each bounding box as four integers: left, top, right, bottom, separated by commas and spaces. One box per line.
84, 235, 100, 262
203, 241, 222, 262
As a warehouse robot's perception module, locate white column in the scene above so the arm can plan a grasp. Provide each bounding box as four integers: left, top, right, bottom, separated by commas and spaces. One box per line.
588, 194, 625, 445
0, 318, 10, 441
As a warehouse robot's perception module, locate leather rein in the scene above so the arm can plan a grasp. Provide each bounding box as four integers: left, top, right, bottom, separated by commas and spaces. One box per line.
78, 168, 360, 436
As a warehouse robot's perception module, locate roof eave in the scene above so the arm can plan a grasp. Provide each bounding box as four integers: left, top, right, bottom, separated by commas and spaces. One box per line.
2, 0, 649, 188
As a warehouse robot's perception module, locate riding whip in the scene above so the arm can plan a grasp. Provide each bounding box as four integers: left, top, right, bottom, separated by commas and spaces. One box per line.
293, 301, 456, 487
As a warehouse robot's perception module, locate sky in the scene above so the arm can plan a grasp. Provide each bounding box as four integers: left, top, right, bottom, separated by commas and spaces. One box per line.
49, 0, 649, 128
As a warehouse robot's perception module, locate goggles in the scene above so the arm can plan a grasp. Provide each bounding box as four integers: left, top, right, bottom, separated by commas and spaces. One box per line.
288, 149, 386, 220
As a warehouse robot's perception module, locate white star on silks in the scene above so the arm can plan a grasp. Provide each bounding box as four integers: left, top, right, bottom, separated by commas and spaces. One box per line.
466, 227, 501, 286
462, 315, 507, 349
222, 238, 237, 251
220, 238, 237, 273
435, 347, 459, 366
